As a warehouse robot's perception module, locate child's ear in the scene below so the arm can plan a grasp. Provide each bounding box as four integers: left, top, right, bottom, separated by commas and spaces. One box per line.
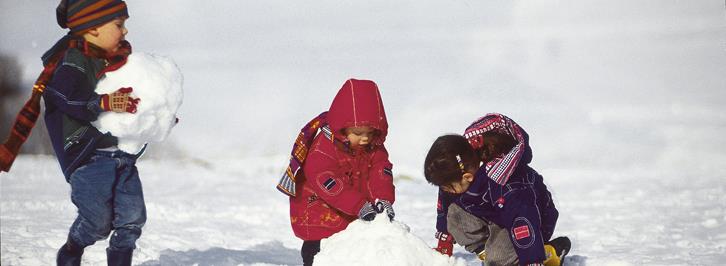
86, 28, 100, 37
462, 172, 474, 182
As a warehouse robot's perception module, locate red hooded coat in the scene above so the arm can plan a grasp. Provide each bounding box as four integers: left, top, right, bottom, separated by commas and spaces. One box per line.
290, 79, 395, 240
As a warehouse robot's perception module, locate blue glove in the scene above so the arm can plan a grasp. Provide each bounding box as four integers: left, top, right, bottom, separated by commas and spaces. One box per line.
358, 201, 377, 221
374, 199, 395, 220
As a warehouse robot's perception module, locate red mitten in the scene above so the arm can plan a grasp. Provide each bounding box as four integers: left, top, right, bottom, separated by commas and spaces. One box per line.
434, 231, 455, 256
100, 87, 140, 113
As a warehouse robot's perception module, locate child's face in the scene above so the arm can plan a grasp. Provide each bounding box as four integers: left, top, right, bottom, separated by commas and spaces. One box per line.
344, 126, 375, 149
440, 172, 474, 194
478, 132, 517, 163
85, 17, 128, 53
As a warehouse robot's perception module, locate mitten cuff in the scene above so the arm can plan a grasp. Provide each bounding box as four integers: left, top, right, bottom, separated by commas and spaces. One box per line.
436, 231, 455, 244
88, 94, 105, 115
374, 199, 395, 220
358, 201, 376, 221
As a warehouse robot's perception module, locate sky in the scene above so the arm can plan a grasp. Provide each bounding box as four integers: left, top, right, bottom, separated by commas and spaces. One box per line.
1, 0, 725, 179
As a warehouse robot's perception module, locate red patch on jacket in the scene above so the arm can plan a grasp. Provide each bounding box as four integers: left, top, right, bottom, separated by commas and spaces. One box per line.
513, 225, 530, 240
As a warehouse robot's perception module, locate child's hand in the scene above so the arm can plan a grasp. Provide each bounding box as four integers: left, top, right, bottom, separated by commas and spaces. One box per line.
434, 232, 455, 256
358, 201, 377, 221
100, 87, 140, 113
374, 199, 395, 220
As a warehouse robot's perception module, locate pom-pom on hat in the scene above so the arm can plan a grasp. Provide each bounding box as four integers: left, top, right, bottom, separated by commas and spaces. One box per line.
56, 0, 129, 33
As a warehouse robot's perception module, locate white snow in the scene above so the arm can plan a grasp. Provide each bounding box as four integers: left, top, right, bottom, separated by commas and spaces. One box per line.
93, 52, 183, 154
315, 214, 465, 266
1, 0, 726, 265
702, 219, 718, 229
2, 155, 726, 265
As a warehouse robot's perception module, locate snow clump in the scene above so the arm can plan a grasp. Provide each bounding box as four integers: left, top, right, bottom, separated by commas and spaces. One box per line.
93, 52, 183, 153
314, 214, 466, 266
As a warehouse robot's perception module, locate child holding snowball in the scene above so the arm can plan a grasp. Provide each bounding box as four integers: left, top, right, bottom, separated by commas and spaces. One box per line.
279, 79, 396, 266
41, 1, 145, 265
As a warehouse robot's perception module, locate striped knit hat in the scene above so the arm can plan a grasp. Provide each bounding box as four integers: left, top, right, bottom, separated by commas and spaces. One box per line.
56, 0, 129, 33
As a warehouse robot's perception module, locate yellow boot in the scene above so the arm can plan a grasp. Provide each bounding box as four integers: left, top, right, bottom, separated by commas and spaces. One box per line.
543, 236, 571, 266
543, 244, 560, 266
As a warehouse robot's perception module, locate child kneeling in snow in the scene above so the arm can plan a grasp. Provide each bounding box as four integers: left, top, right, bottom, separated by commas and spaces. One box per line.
425, 114, 569, 266
41, 1, 146, 265
278, 79, 395, 266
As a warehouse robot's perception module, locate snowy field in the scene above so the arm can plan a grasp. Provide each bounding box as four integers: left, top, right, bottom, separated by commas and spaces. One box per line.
2, 0, 726, 265
2, 154, 725, 265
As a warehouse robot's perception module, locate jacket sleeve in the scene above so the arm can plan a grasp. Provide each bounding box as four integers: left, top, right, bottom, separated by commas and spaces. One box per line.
366, 145, 395, 203
43, 63, 104, 122
436, 188, 456, 233
303, 141, 368, 217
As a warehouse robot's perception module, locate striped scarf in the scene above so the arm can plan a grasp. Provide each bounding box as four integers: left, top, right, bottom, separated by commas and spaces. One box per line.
276, 112, 331, 197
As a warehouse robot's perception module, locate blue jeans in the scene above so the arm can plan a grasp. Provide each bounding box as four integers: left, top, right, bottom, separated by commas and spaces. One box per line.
67, 149, 146, 251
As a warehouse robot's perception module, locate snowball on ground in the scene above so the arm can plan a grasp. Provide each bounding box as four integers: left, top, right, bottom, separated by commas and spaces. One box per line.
93, 52, 183, 154
314, 215, 466, 266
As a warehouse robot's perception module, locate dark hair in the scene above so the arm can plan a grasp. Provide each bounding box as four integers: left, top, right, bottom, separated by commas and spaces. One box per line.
476, 132, 517, 163
424, 134, 480, 186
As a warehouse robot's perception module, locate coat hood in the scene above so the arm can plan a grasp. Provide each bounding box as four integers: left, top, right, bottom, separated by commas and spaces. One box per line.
327, 79, 388, 146
463, 113, 532, 185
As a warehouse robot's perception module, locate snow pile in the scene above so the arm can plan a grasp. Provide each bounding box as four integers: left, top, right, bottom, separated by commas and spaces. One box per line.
93, 52, 183, 153
315, 215, 466, 266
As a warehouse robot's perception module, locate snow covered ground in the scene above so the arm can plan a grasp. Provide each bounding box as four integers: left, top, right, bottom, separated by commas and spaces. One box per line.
2, 0, 726, 265
314, 214, 466, 266
2, 153, 725, 265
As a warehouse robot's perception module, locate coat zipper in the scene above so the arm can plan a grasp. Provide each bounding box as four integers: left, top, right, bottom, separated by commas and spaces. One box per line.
63, 126, 89, 151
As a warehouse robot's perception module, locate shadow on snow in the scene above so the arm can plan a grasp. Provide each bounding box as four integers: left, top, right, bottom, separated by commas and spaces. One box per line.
139, 241, 301, 266
453, 251, 587, 266
138, 241, 587, 266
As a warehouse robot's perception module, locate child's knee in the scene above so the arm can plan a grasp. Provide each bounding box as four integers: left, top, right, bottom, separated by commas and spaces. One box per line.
484, 223, 519, 266
446, 204, 489, 252
73, 217, 113, 246
80, 209, 114, 236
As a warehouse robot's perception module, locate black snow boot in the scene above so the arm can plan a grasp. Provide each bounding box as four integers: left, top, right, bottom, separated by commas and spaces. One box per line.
106, 248, 133, 266
545, 236, 571, 266
301, 240, 321, 266
56, 237, 84, 266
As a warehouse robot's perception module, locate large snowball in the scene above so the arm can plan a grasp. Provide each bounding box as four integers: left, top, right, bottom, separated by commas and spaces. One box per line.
93, 52, 183, 154
314, 215, 466, 266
